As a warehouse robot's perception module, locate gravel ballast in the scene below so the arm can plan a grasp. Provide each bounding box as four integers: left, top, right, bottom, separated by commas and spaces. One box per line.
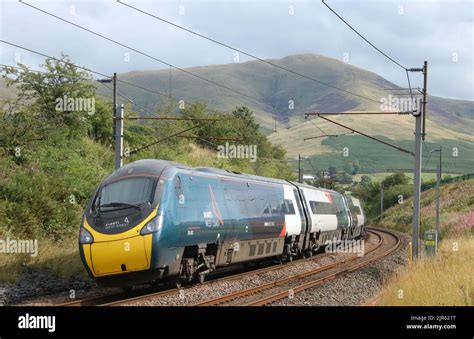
271, 231, 409, 306
121, 232, 385, 306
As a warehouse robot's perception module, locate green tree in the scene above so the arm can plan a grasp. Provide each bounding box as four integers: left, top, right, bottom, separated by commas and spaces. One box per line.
360, 175, 372, 188
328, 165, 337, 178
382, 172, 409, 188
2, 56, 97, 138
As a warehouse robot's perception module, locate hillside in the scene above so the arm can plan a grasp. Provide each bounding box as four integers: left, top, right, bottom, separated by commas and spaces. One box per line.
375, 179, 473, 306
113, 54, 473, 174
378, 179, 474, 239
3, 54, 473, 174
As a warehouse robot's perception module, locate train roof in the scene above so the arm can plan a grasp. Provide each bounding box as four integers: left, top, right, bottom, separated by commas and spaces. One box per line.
193, 166, 290, 185
104, 160, 342, 197
289, 181, 343, 195
101, 159, 184, 185
191, 167, 342, 196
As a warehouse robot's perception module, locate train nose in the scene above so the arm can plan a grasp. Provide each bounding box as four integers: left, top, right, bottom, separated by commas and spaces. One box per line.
90, 236, 150, 276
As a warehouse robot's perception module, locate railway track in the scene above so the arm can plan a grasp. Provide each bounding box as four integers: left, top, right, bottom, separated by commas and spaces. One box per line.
59, 247, 344, 306
59, 228, 399, 307
59, 249, 334, 306
192, 227, 400, 306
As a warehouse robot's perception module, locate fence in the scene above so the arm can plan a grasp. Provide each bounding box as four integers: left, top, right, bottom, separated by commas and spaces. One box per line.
421, 173, 474, 192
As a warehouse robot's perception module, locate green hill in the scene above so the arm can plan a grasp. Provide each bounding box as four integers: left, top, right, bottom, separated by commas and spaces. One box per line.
3, 54, 473, 175
110, 54, 473, 175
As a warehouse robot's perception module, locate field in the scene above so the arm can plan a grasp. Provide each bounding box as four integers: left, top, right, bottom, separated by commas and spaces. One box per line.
289, 135, 474, 175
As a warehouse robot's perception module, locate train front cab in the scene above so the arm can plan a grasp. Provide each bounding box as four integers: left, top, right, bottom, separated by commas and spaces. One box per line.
79, 170, 169, 287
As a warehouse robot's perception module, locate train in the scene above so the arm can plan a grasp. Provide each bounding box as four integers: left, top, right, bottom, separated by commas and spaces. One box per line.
79, 159, 366, 288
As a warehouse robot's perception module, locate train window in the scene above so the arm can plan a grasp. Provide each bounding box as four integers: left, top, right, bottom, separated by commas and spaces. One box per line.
309, 200, 336, 215
98, 177, 155, 208
280, 199, 295, 214
333, 195, 347, 214
224, 182, 258, 217
174, 176, 182, 195
223, 181, 287, 219
350, 205, 362, 215
174, 176, 185, 205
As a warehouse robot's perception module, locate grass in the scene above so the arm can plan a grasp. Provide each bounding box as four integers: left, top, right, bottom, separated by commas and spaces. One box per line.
375, 179, 474, 306
377, 179, 474, 239
0, 238, 84, 283
378, 236, 474, 306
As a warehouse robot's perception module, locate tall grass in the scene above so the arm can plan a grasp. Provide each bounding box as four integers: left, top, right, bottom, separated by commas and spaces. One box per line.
0, 238, 84, 283
378, 179, 474, 240
378, 236, 474, 306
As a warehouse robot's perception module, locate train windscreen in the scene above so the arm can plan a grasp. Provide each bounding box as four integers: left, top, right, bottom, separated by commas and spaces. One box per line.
95, 177, 156, 211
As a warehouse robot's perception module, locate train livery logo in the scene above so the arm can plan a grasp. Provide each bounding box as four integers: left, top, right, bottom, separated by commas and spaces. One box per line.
324, 192, 333, 203
124, 217, 129, 224
208, 185, 224, 226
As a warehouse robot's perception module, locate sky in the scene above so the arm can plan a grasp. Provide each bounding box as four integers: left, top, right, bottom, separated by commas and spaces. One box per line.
0, 0, 473, 100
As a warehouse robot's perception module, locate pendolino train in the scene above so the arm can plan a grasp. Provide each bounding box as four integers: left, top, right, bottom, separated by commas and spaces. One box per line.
79, 159, 366, 288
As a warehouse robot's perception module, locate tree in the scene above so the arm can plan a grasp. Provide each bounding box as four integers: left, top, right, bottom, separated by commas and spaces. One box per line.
328, 165, 338, 178
360, 175, 372, 188
2, 55, 97, 137
382, 172, 409, 188
337, 173, 353, 184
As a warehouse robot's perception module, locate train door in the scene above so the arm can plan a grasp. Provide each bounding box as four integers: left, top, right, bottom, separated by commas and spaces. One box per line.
283, 185, 302, 236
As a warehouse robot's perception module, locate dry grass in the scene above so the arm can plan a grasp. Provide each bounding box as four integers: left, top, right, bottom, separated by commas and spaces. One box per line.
0, 238, 85, 283
0, 253, 27, 283
378, 236, 474, 306
177, 143, 218, 167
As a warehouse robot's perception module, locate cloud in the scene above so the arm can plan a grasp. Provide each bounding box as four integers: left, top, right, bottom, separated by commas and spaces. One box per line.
1, 0, 472, 100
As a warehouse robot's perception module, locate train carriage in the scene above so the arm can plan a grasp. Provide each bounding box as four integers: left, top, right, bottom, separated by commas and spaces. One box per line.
346, 196, 366, 238
79, 159, 364, 288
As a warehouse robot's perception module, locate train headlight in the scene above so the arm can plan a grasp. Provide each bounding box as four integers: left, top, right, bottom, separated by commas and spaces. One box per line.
79, 228, 94, 244
140, 212, 163, 235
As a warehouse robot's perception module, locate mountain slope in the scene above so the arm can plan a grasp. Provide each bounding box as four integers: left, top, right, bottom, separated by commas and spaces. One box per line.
2, 53, 472, 174
112, 54, 473, 174
116, 54, 472, 129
